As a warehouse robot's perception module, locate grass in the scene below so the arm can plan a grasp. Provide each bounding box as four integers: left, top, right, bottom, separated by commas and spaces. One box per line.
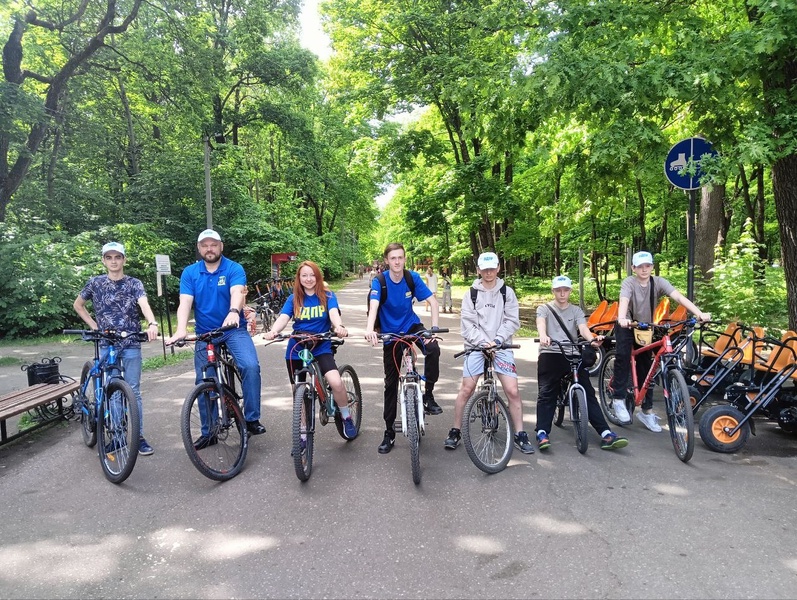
142, 350, 194, 371
0, 356, 26, 367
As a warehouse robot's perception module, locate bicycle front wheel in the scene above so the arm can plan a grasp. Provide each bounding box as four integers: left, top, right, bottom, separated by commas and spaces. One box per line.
79, 361, 97, 447
570, 385, 590, 454
404, 387, 421, 484
665, 368, 694, 462
181, 382, 248, 481
97, 378, 140, 484
462, 391, 513, 474
334, 365, 363, 440
292, 383, 315, 481
259, 308, 275, 333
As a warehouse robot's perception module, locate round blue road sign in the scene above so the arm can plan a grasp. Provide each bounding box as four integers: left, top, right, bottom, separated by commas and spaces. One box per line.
665, 137, 716, 190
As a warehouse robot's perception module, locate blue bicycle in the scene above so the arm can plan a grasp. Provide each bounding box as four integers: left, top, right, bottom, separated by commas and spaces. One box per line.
64, 329, 147, 484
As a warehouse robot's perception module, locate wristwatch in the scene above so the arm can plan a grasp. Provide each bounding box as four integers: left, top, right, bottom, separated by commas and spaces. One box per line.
148, 322, 158, 327
229, 308, 240, 314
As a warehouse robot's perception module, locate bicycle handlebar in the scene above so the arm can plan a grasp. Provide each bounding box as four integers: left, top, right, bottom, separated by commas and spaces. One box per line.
377, 328, 449, 344
167, 324, 239, 347
63, 329, 150, 343
454, 343, 520, 359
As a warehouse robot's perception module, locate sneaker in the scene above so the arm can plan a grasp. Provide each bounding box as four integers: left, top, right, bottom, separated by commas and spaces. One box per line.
193, 434, 218, 450
600, 432, 629, 450
138, 437, 154, 456
378, 430, 395, 454
104, 437, 127, 454
246, 420, 266, 435
342, 416, 357, 440
536, 431, 551, 451
514, 431, 536, 454
291, 438, 307, 457
637, 411, 662, 432
423, 392, 443, 415
444, 428, 461, 450
612, 399, 632, 424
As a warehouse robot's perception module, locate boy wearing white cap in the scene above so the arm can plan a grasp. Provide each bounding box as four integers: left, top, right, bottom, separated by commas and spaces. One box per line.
74, 242, 160, 455
536, 275, 628, 451
444, 251, 535, 454
611, 251, 710, 431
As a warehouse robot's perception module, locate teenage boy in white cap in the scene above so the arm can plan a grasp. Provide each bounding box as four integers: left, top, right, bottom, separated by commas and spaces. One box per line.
74, 242, 160, 455
167, 229, 265, 445
444, 251, 535, 454
611, 251, 711, 431
536, 275, 628, 451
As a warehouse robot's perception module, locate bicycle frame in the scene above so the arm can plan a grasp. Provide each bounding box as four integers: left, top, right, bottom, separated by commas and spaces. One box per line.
627, 320, 695, 406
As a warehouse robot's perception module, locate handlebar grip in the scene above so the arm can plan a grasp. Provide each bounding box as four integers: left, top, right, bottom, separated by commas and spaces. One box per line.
63, 329, 87, 335
533, 338, 540, 342
505, 344, 521, 349
431, 328, 449, 334
453, 350, 466, 359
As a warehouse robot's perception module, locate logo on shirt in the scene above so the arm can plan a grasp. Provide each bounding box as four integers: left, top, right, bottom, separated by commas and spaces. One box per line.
405, 291, 412, 298
218, 276, 226, 287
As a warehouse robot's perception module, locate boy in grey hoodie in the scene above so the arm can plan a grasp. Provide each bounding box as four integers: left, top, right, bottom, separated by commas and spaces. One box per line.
444, 252, 535, 454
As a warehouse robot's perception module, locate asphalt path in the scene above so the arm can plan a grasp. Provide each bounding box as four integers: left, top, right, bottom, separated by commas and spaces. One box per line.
1, 277, 796, 599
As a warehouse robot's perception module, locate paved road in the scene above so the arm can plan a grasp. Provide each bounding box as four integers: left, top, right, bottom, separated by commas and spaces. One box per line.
1, 278, 796, 599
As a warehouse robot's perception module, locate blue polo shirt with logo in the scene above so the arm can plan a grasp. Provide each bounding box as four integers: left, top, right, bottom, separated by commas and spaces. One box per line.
179, 256, 246, 333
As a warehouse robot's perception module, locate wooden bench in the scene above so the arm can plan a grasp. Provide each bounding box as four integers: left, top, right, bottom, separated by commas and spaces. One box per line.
0, 381, 80, 446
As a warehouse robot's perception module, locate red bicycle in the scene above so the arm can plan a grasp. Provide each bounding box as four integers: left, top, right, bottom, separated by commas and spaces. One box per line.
597, 317, 698, 462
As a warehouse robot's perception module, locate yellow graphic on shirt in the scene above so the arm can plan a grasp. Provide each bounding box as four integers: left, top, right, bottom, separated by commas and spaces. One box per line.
299, 304, 326, 320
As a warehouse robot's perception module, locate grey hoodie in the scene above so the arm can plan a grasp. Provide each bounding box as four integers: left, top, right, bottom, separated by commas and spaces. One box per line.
460, 277, 521, 348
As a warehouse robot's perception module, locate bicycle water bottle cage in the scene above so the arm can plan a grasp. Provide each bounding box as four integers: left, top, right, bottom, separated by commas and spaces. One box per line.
299, 348, 314, 365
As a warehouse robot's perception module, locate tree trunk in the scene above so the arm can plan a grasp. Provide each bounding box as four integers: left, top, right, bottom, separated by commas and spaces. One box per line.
772, 154, 797, 331
695, 182, 724, 280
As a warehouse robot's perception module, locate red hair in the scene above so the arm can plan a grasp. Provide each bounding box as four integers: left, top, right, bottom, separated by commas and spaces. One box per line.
292, 261, 328, 319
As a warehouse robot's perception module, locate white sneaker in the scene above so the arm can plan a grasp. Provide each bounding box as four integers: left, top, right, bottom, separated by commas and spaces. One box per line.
612, 399, 632, 423
637, 411, 662, 432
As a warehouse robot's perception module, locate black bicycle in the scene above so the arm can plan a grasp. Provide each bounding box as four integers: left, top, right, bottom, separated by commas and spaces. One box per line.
539, 339, 592, 454
455, 343, 519, 473
64, 329, 148, 484
171, 326, 248, 481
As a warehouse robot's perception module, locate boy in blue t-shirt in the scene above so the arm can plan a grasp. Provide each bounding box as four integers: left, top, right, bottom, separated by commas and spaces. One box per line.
365, 243, 442, 454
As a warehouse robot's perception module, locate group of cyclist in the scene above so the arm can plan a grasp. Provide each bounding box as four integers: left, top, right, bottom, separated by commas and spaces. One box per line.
75, 229, 712, 459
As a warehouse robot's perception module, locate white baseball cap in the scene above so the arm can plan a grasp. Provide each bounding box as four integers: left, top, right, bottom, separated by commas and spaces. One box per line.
632, 251, 654, 267
101, 242, 126, 257
551, 275, 572, 289
477, 252, 499, 270
197, 229, 222, 243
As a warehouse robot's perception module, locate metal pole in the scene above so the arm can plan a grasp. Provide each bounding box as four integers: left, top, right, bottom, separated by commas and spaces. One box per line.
687, 188, 696, 301
578, 247, 585, 311
204, 135, 212, 229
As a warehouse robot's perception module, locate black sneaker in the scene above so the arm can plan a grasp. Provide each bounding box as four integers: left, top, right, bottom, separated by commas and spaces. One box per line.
514, 431, 536, 454
378, 430, 395, 454
246, 420, 266, 435
193, 434, 218, 450
444, 428, 461, 450
423, 392, 443, 415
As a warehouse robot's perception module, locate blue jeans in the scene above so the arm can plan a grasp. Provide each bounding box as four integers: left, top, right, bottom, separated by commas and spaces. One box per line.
101, 347, 144, 437
194, 326, 262, 423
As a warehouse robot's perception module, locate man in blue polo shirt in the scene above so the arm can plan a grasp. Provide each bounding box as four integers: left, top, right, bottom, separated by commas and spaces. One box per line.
167, 229, 265, 444
365, 242, 442, 454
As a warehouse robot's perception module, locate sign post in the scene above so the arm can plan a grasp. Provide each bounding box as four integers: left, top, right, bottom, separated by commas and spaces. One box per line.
664, 137, 716, 300
155, 254, 173, 357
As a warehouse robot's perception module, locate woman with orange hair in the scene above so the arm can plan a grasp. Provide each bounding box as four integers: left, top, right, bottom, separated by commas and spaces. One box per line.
264, 261, 356, 439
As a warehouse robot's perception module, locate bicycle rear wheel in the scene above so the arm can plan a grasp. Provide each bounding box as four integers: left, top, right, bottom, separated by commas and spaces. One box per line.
598, 351, 629, 426
570, 386, 589, 454
79, 361, 97, 447
97, 378, 140, 484
181, 381, 248, 481
404, 387, 421, 484
292, 383, 315, 481
461, 390, 513, 474
334, 365, 363, 440
259, 307, 275, 333
665, 368, 694, 462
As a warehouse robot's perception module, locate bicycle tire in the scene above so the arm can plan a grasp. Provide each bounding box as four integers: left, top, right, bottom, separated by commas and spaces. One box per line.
699, 405, 750, 453
587, 345, 604, 377
97, 378, 140, 484
405, 387, 421, 484
461, 390, 513, 474
79, 361, 97, 447
292, 383, 315, 481
571, 385, 590, 454
260, 307, 276, 333
598, 351, 625, 426
334, 364, 363, 440
181, 381, 247, 481
665, 368, 694, 462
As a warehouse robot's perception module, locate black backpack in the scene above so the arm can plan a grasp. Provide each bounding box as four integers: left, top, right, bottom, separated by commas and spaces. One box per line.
368, 270, 416, 332
469, 283, 507, 308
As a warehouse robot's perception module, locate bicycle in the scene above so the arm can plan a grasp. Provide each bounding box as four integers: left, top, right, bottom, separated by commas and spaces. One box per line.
537, 339, 592, 454
379, 328, 448, 484
171, 326, 248, 481
64, 329, 147, 484
454, 343, 519, 473
268, 331, 363, 481
251, 279, 279, 333
597, 317, 697, 462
